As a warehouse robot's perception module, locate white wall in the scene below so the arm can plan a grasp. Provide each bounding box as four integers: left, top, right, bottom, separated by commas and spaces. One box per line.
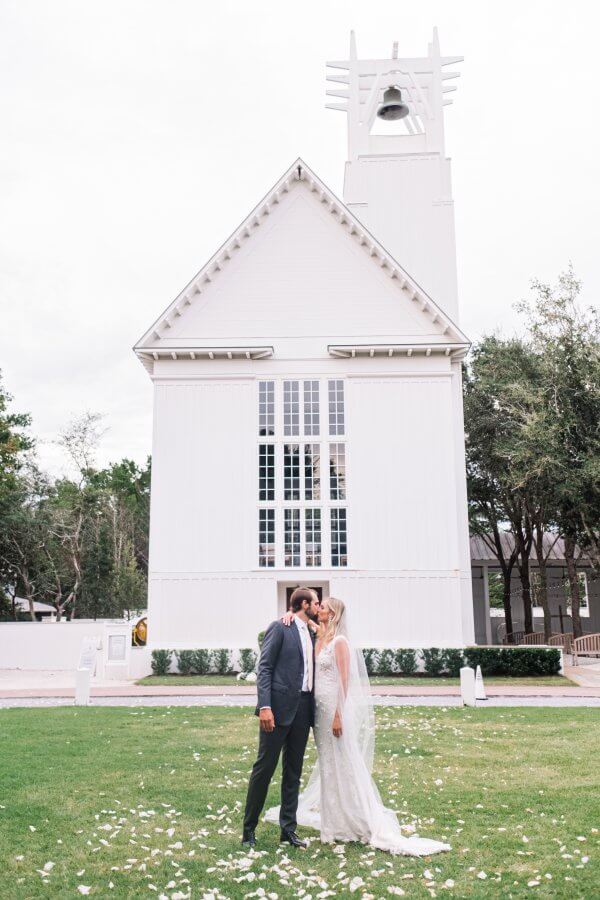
0, 621, 106, 670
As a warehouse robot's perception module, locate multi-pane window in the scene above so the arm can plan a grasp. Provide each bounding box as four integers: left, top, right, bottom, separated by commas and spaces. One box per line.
257, 379, 348, 568
259, 380, 275, 436
284, 380, 300, 436
284, 509, 301, 567
305, 509, 322, 567
284, 444, 300, 500
303, 380, 320, 435
328, 380, 345, 435
259, 509, 275, 567
259, 444, 275, 501
304, 444, 321, 501
329, 443, 346, 500
331, 508, 348, 567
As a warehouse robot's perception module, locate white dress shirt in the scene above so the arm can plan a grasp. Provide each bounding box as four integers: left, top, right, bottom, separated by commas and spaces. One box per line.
294, 617, 313, 691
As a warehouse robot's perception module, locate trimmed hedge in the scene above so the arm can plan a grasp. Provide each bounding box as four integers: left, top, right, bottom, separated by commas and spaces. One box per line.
152, 645, 562, 678
191, 648, 211, 675
151, 649, 171, 676
464, 647, 561, 677
360, 647, 561, 678
422, 648, 445, 677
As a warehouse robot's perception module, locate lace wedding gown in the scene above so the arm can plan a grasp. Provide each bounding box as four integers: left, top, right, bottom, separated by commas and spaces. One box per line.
265, 635, 451, 857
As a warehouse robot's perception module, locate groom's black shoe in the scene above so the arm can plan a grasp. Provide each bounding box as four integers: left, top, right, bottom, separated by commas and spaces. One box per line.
280, 829, 308, 849
241, 828, 256, 849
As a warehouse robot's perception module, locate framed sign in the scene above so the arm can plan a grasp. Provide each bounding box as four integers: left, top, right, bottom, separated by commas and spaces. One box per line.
108, 634, 127, 661
78, 637, 98, 672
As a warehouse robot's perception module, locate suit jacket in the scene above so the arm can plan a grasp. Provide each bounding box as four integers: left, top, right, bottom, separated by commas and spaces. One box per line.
255, 618, 316, 727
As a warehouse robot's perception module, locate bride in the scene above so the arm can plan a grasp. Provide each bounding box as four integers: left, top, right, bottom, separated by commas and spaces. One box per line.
264, 596, 451, 857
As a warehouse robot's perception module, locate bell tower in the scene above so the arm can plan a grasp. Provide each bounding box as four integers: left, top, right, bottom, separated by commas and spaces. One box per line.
327, 29, 463, 321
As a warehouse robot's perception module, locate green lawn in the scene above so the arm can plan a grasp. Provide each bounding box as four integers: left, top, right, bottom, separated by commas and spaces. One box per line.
1, 707, 598, 898
136, 674, 575, 687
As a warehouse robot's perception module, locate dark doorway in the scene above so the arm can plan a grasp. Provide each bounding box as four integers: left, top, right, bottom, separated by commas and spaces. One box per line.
286, 586, 323, 610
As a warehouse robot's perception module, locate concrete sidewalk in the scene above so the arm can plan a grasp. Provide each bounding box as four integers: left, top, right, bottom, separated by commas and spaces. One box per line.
2, 666, 600, 701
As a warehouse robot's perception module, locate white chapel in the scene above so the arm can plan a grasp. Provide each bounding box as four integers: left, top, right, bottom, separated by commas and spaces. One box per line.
134, 31, 475, 650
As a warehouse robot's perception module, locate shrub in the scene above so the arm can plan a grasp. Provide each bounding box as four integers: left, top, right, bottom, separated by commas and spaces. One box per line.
377, 649, 396, 676
442, 649, 464, 677
191, 648, 211, 675
257, 630, 266, 649
239, 648, 257, 673
151, 649, 172, 676
422, 648, 445, 677
463, 647, 561, 677
175, 650, 195, 675
394, 648, 418, 676
212, 648, 233, 675
362, 648, 380, 676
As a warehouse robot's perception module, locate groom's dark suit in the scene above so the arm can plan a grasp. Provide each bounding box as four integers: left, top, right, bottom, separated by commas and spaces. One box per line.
243, 618, 315, 833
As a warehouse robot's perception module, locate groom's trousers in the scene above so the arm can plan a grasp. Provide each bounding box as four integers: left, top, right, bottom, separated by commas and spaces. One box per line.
243, 692, 312, 833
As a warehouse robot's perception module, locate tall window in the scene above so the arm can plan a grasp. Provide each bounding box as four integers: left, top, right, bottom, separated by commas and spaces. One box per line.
259, 444, 274, 501
304, 380, 320, 435
305, 509, 322, 567
284, 509, 301, 566
259, 509, 275, 567
257, 378, 348, 568
328, 380, 345, 435
259, 380, 274, 436
329, 443, 346, 500
284, 380, 300, 436
284, 444, 300, 500
304, 443, 321, 501
331, 508, 348, 567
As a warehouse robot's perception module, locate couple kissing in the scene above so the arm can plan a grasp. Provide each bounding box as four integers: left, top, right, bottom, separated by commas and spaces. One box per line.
242, 587, 451, 856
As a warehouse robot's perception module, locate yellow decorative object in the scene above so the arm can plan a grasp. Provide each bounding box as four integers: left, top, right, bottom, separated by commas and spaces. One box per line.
132, 617, 147, 646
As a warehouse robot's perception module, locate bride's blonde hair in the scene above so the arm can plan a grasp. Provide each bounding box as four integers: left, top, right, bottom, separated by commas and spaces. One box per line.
323, 596, 346, 642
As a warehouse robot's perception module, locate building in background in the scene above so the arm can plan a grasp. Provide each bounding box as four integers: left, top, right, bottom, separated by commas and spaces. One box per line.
135, 31, 474, 649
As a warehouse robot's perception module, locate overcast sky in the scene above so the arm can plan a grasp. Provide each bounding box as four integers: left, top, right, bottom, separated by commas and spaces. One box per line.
1, 0, 599, 477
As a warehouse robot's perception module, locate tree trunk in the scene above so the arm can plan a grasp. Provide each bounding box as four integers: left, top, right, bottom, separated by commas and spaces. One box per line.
564, 533, 582, 638
501, 571, 514, 640
533, 526, 552, 641
517, 557, 533, 635
21, 573, 36, 622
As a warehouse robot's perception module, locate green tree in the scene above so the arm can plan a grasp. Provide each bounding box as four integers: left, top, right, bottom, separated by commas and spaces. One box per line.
464, 337, 539, 639
514, 268, 600, 636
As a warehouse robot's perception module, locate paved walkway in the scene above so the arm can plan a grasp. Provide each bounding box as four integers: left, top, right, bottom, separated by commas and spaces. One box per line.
1, 666, 600, 708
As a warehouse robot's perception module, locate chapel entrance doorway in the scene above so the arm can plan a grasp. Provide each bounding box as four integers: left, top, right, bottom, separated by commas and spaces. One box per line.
277, 581, 329, 615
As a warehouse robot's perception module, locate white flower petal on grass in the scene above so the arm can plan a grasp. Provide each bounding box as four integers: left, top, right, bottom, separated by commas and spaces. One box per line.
77, 887, 91, 895
388, 888, 405, 896
527, 880, 540, 887
477, 871, 487, 880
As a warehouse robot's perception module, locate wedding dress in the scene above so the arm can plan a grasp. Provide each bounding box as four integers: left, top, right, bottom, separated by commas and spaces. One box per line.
265, 626, 451, 857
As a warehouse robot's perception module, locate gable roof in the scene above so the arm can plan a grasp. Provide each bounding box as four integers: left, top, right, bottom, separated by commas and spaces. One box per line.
133, 157, 470, 362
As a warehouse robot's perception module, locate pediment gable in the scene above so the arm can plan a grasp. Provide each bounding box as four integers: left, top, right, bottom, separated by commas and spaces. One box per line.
134, 159, 469, 359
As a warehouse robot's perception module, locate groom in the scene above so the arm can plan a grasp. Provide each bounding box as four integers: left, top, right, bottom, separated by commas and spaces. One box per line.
242, 587, 320, 849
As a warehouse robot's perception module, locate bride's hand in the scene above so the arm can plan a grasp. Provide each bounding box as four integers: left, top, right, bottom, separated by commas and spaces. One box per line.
332, 711, 343, 738
281, 611, 295, 627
